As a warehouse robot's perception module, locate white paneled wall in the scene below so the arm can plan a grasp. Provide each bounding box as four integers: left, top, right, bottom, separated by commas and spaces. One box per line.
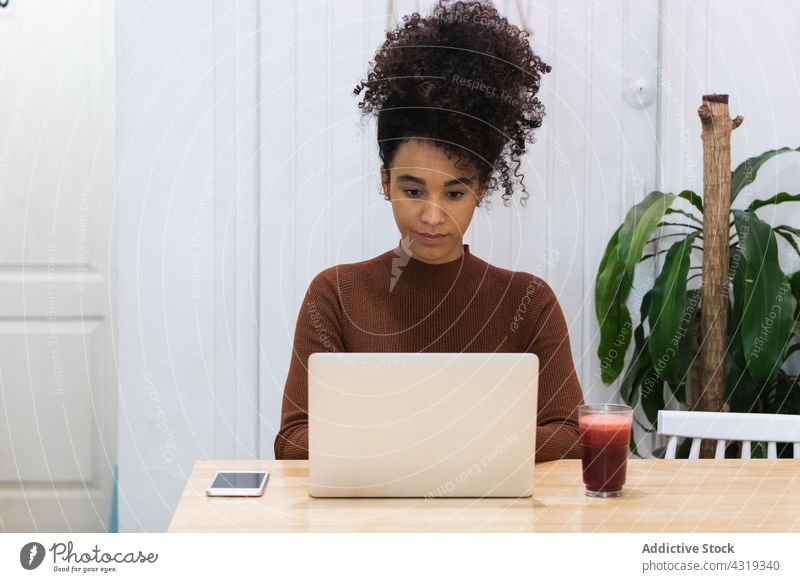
117, 0, 220, 532
257, 0, 662, 456
116, 0, 800, 531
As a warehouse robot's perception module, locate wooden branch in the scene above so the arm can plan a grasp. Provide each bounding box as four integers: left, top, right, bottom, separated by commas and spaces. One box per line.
696, 93, 739, 458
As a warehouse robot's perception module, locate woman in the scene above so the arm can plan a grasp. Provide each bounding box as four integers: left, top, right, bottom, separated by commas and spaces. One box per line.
274, 0, 584, 461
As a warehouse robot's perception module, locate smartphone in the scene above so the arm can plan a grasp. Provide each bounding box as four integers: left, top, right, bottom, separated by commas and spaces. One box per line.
206, 471, 269, 497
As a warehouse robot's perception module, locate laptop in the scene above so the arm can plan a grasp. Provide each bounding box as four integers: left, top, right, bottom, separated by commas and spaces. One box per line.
307, 352, 538, 498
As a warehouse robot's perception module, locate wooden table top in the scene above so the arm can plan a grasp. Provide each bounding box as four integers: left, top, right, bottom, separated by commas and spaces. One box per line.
167, 459, 800, 532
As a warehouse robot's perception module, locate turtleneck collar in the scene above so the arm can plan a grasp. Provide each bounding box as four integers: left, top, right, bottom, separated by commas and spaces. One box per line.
389, 239, 482, 283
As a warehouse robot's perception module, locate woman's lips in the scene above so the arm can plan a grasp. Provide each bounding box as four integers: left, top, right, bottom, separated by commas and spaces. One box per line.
415, 231, 447, 245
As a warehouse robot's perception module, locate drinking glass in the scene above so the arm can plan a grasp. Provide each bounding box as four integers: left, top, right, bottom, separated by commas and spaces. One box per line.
578, 404, 633, 498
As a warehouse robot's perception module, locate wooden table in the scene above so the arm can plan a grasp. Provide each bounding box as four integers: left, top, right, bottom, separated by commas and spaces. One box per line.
168, 459, 800, 532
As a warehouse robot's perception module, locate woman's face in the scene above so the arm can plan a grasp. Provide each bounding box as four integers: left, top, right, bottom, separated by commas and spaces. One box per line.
381, 139, 486, 264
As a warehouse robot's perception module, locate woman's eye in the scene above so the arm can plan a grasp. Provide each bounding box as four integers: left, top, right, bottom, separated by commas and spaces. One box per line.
404, 189, 423, 198
447, 192, 464, 200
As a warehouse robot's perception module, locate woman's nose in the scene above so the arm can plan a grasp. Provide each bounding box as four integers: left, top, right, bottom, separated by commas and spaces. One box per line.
420, 201, 446, 225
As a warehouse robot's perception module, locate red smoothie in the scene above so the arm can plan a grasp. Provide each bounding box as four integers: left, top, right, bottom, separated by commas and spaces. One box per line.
579, 413, 632, 494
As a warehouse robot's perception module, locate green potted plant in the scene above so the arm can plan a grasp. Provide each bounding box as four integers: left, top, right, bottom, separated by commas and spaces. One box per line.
594, 145, 800, 458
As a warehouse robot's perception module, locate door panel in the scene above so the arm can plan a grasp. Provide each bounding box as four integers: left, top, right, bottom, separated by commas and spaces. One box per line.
0, 0, 115, 532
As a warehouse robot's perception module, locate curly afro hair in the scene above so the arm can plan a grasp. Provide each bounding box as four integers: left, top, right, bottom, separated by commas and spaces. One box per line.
353, 0, 551, 207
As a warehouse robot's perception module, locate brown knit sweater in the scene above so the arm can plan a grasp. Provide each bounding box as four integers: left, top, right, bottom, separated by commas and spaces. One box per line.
274, 242, 585, 462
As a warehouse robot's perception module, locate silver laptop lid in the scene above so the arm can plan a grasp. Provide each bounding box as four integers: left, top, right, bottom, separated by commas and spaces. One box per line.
308, 352, 538, 498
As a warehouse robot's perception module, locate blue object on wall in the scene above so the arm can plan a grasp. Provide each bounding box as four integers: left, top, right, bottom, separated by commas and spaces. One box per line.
108, 464, 119, 533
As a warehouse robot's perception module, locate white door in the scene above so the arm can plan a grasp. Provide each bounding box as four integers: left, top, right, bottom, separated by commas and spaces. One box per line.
0, 0, 116, 531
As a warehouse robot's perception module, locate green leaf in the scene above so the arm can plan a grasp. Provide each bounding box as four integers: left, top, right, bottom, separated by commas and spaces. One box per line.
747, 192, 800, 213
766, 372, 800, 415
666, 380, 687, 405
790, 272, 800, 302
635, 290, 663, 427
620, 292, 652, 407
774, 225, 800, 261
640, 369, 664, 426
731, 146, 800, 203
724, 324, 760, 413
775, 228, 800, 260
725, 268, 762, 414
726, 243, 778, 412
776, 224, 800, 238
648, 235, 700, 384
656, 221, 702, 233
675, 288, 701, 386
645, 231, 696, 246
642, 243, 703, 263
619, 353, 647, 409
677, 190, 704, 215
665, 208, 703, 224
732, 210, 794, 382
729, 245, 747, 330
595, 226, 633, 384
618, 191, 677, 282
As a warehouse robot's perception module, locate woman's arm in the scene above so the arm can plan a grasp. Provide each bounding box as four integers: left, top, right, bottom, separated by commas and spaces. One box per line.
274, 269, 346, 460
526, 279, 585, 462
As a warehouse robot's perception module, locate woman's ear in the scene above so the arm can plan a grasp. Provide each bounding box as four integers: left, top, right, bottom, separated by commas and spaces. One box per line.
476, 184, 488, 207
380, 164, 391, 200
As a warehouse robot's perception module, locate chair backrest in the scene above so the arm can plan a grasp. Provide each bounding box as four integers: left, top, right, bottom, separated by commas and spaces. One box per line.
657, 410, 800, 459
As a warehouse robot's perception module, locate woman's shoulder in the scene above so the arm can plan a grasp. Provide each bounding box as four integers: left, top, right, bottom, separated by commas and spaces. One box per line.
485, 267, 565, 339
306, 250, 392, 296
314, 250, 391, 279
479, 259, 558, 302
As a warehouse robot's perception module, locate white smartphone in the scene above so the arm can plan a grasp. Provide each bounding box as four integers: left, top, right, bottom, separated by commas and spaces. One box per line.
206, 471, 269, 497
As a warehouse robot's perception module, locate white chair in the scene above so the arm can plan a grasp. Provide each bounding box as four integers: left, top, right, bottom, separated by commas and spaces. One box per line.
657, 410, 800, 459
